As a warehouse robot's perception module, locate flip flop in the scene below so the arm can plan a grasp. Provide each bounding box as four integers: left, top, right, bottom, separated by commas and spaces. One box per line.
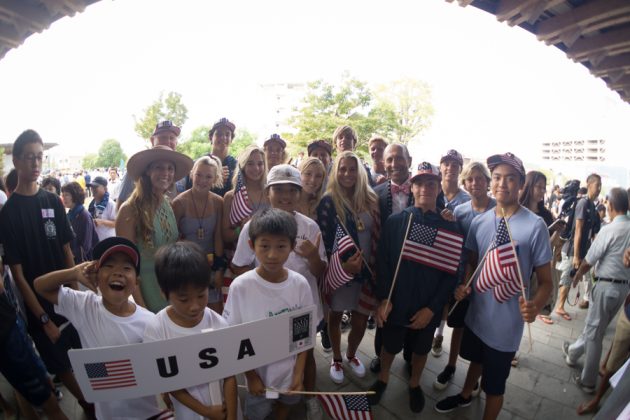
537, 314, 554, 325
555, 311, 572, 321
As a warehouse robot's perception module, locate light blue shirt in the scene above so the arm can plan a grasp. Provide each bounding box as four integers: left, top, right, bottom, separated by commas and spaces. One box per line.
585, 214, 630, 281
444, 188, 471, 211
465, 207, 552, 352
454, 198, 497, 236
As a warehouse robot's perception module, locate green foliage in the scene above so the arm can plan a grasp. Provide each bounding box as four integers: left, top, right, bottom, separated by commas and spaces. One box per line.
82, 153, 99, 170
373, 78, 434, 144
94, 139, 126, 169
176, 127, 256, 160
133, 91, 188, 141
0, 147, 4, 177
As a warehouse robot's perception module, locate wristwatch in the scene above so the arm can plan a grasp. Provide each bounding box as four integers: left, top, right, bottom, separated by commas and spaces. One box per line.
39, 313, 50, 325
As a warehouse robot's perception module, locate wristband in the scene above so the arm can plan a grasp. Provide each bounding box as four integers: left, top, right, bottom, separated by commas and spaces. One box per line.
211, 255, 228, 271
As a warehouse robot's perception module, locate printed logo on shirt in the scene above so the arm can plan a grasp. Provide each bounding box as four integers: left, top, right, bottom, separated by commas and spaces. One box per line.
290, 312, 311, 352
44, 219, 57, 239
41, 208, 55, 218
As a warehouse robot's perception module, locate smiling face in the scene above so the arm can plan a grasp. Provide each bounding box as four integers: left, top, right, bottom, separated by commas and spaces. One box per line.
243, 151, 265, 182
369, 140, 386, 164
211, 126, 233, 156
97, 252, 138, 307
267, 183, 301, 213
146, 160, 175, 193
412, 177, 440, 212
490, 164, 523, 207
463, 168, 489, 201
337, 157, 358, 192
151, 132, 178, 150
191, 163, 217, 192
440, 159, 461, 184
300, 164, 325, 195
309, 147, 331, 168
335, 131, 356, 152
251, 233, 293, 277
384, 145, 411, 185
167, 284, 208, 327
265, 142, 285, 168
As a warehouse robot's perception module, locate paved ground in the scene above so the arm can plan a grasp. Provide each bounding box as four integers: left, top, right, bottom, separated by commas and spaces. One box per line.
0, 303, 616, 419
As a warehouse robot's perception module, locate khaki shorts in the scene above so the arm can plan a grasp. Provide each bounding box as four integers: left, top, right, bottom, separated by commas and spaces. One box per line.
606, 313, 630, 373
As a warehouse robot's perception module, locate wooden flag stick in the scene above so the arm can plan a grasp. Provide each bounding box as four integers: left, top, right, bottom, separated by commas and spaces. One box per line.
501, 207, 533, 351
447, 246, 491, 316
384, 213, 414, 313
237, 385, 375, 396
335, 215, 374, 277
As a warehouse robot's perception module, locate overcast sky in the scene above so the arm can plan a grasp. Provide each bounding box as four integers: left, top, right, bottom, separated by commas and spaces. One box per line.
0, 0, 628, 177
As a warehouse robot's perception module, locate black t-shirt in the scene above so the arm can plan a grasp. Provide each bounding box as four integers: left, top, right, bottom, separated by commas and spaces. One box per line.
563, 197, 599, 258
0, 189, 74, 329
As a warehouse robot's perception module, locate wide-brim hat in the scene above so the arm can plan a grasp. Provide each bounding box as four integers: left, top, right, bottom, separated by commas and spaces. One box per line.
410, 162, 441, 183
126, 145, 193, 181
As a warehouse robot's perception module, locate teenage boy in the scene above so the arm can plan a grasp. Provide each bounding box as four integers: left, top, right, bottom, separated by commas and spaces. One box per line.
34, 237, 171, 420
435, 153, 552, 420
368, 136, 388, 185
370, 162, 462, 414
332, 125, 375, 187
307, 140, 332, 172
555, 173, 602, 318
143, 241, 238, 420
0, 129, 93, 417
223, 208, 314, 420
432, 149, 471, 357
230, 164, 326, 419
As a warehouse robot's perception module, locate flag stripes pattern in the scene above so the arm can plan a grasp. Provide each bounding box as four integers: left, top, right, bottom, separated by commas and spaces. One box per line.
401, 222, 463, 274
85, 359, 136, 391
323, 224, 355, 294
476, 217, 520, 302
317, 394, 373, 420
229, 172, 252, 226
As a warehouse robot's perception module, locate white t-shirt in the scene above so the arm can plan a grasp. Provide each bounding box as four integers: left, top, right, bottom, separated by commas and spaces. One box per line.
143, 308, 228, 420
93, 199, 117, 241
223, 269, 313, 390
54, 287, 162, 420
231, 211, 326, 322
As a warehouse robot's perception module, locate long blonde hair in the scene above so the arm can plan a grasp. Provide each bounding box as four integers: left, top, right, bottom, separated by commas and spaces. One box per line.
192, 156, 223, 190
299, 157, 326, 217
127, 173, 160, 245
325, 151, 377, 225
232, 145, 267, 191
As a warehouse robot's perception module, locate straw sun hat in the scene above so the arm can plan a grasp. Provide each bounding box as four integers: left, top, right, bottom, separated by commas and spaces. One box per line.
126, 145, 193, 181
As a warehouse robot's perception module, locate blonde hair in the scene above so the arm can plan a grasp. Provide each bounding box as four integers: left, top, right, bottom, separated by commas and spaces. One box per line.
332, 125, 357, 147
460, 161, 491, 186
127, 173, 160, 245
368, 135, 388, 149
232, 145, 267, 191
299, 157, 327, 217
192, 156, 223, 190
325, 151, 377, 226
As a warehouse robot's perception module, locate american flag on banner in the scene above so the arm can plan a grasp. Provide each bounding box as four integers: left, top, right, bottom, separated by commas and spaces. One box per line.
323, 224, 355, 294
229, 172, 252, 226
401, 222, 464, 274
84, 359, 137, 391
317, 394, 373, 420
475, 217, 520, 302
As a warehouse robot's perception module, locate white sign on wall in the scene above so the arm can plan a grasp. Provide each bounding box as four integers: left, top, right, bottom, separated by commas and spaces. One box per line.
69, 306, 315, 402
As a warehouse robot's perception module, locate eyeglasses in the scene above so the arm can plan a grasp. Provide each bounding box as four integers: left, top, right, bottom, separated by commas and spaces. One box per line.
21, 153, 44, 162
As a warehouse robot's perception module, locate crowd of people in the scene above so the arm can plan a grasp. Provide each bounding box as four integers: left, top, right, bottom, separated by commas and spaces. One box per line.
0, 118, 628, 420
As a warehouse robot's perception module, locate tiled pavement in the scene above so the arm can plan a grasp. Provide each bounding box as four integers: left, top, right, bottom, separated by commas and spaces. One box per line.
0, 304, 616, 419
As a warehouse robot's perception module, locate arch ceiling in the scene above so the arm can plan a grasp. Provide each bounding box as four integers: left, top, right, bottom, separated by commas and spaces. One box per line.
2, 0, 629, 104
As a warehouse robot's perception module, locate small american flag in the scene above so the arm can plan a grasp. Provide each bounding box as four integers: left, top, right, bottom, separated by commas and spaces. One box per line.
401, 222, 463, 274
323, 224, 355, 294
85, 359, 137, 391
318, 394, 373, 420
229, 172, 252, 227
476, 217, 520, 302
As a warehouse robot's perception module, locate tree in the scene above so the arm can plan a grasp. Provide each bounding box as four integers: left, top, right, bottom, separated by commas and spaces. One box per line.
372, 78, 434, 144
133, 91, 188, 141
82, 153, 99, 170
95, 139, 126, 169
176, 127, 256, 160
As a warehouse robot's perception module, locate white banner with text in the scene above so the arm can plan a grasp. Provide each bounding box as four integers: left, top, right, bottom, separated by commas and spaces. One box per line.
69, 306, 315, 402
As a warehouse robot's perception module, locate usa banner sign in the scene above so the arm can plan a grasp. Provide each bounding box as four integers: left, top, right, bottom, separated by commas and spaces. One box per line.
69, 306, 315, 402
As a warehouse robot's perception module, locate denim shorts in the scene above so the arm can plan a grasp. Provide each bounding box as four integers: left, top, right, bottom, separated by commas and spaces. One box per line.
0, 316, 52, 406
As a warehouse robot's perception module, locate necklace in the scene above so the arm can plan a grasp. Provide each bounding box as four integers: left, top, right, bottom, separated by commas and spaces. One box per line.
248, 187, 265, 213
191, 191, 209, 240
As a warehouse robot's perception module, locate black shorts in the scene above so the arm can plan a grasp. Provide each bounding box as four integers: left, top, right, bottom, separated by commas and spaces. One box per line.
447, 298, 470, 329
0, 317, 52, 406
459, 326, 515, 396
381, 324, 436, 356
30, 323, 81, 375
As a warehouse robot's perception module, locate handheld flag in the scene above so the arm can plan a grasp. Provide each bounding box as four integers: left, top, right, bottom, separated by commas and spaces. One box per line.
401, 222, 463, 274
323, 223, 355, 294
318, 394, 373, 420
229, 172, 252, 227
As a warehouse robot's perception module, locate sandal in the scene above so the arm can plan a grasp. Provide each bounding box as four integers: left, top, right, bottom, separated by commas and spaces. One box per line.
554, 310, 572, 321
537, 314, 554, 325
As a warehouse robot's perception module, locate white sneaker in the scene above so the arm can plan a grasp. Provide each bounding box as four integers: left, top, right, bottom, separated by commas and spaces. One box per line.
343, 354, 366, 378
305, 396, 324, 420
330, 360, 344, 384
